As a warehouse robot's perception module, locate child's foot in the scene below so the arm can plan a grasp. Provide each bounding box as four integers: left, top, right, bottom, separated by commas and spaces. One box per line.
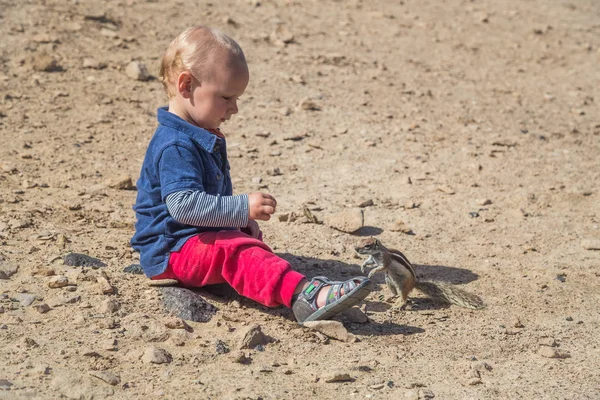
291, 276, 372, 323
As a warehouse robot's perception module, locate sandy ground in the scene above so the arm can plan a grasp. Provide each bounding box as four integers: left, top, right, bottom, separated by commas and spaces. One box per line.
1, 0, 599, 399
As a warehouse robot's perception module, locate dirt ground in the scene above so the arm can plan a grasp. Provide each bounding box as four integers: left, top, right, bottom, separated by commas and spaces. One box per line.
1, 0, 599, 399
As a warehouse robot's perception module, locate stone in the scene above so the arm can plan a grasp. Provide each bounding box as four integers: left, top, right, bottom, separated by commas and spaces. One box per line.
389, 219, 414, 234
581, 239, 600, 251
0, 261, 18, 279
16, 293, 37, 306
108, 176, 134, 190
123, 264, 144, 274
64, 253, 106, 269
324, 208, 364, 233
48, 276, 69, 288
125, 61, 150, 81
35, 303, 51, 313
99, 298, 120, 314
539, 346, 571, 359
239, 324, 273, 349
82, 58, 107, 69
215, 339, 230, 354
88, 370, 121, 386
164, 317, 187, 329
322, 371, 354, 383
341, 307, 369, 323
141, 346, 172, 364
30, 53, 62, 72
302, 320, 355, 342
231, 351, 252, 364
161, 287, 218, 322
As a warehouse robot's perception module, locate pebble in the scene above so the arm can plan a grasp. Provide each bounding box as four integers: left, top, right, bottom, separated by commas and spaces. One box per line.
108, 176, 135, 190
123, 264, 144, 274
581, 239, 600, 251
322, 371, 354, 383
323, 208, 364, 233
82, 58, 107, 69
161, 287, 218, 322
538, 346, 571, 359
341, 307, 369, 324
238, 324, 272, 349
48, 276, 69, 288
0, 261, 19, 279
29, 53, 62, 72
88, 370, 121, 386
357, 199, 374, 208
297, 97, 321, 111
164, 317, 187, 330
16, 293, 37, 306
302, 320, 355, 342
98, 298, 120, 314
216, 339, 230, 354
141, 346, 172, 364
389, 219, 414, 234
35, 303, 51, 313
64, 253, 106, 269
231, 351, 252, 364
0, 379, 13, 390
125, 61, 150, 81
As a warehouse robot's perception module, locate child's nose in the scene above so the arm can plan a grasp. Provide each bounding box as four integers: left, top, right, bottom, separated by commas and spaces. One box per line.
230, 100, 238, 114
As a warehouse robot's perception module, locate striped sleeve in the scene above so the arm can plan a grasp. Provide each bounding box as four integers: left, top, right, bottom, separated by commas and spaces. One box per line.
166, 190, 249, 228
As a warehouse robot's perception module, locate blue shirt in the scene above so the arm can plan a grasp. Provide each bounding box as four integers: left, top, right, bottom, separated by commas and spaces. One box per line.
131, 107, 249, 277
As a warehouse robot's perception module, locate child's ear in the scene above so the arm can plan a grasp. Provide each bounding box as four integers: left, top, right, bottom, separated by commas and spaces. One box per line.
176, 71, 194, 98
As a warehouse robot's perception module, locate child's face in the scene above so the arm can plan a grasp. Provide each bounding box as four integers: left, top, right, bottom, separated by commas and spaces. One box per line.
186, 58, 249, 130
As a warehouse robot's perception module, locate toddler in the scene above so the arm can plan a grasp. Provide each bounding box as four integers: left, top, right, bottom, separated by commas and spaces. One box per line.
131, 25, 371, 323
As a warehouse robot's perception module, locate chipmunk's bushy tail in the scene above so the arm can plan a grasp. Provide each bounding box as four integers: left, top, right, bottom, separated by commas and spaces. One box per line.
415, 281, 486, 309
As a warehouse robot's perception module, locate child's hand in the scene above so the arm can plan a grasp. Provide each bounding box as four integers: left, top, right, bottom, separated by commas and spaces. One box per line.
248, 192, 277, 221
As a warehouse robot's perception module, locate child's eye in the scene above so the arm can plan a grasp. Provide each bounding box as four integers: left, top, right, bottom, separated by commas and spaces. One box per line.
222, 96, 232, 100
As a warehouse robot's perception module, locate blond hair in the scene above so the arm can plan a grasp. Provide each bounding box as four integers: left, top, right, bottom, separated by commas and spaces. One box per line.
159, 26, 246, 98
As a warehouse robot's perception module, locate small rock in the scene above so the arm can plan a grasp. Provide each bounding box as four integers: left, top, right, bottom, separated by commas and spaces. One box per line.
341, 307, 368, 324
239, 324, 272, 349
231, 351, 251, 364
437, 185, 455, 195
64, 253, 106, 269
108, 176, 135, 190
389, 219, 414, 234
322, 371, 354, 383
0, 379, 13, 390
539, 346, 571, 359
123, 264, 144, 274
477, 199, 493, 206
539, 337, 557, 347
297, 97, 321, 111
101, 339, 118, 351
164, 317, 187, 329
34, 303, 51, 313
513, 318, 524, 328
88, 370, 121, 386
467, 378, 482, 385
324, 208, 364, 233
215, 339, 230, 354
98, 298, 120, 314
125, 61, 150, 81
581, 239, 600, 251
48, 275, 69, 288
0, 261, 19, 279
141, 346, 172, 364
16, 293, 37, 306
29, 53, 62, 72
161, 287, 218, 322
302, 320, 355, 342
418, 388, 435, 399
357, 199, 374, 208
82, 58, 107, 69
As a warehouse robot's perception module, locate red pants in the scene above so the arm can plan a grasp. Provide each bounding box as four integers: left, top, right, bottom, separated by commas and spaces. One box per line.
153, 231, 305, 308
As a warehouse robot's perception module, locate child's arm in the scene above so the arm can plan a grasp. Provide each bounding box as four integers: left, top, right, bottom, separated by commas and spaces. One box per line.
165, 190, 276, 227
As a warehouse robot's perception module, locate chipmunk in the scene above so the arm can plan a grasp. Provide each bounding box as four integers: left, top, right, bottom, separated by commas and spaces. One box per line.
355, 238, 485, 310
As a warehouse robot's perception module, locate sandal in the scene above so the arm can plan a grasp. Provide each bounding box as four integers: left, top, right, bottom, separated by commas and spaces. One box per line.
292, 276, 372, 324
